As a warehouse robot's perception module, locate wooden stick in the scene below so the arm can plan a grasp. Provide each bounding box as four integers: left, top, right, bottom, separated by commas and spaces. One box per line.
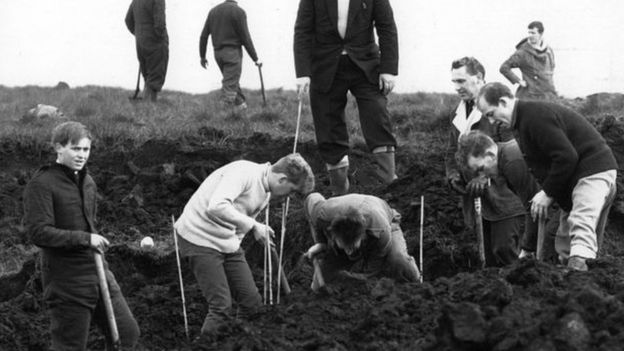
419, 195, 424, 283
265, 206, 273, 305
94, 251, 120, 350
536, 216, 547, 261
474, 197, 486, 268
171, 215, 189, 341
277, 199, 289, 303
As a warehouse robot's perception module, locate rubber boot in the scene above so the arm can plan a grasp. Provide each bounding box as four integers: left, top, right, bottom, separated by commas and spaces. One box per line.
328, 166, 349, 196
373, 151, 398, 184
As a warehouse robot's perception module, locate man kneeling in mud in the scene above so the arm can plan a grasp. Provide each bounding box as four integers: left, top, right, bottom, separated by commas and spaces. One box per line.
304, 193, 420, 291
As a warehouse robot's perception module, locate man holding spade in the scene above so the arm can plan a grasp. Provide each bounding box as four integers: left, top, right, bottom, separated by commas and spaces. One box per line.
24, 121, 140, 350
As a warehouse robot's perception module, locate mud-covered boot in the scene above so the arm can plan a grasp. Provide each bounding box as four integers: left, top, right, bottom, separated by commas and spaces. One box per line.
372, 148, 398, 184
328, 166, 349, 196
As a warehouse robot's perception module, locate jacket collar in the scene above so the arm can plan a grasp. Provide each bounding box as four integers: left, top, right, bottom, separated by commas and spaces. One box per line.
327, 0, 363, 39
452, 100, 483, 138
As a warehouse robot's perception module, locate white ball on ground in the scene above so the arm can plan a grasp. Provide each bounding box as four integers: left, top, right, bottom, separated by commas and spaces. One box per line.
140, 236, 154, 249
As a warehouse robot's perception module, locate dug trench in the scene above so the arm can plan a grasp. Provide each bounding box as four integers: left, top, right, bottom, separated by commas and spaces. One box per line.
1, 120, 624, 350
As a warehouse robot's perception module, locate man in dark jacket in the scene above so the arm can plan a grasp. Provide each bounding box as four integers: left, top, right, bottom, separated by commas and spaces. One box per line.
457, 130, 543, 261
294, 0, 399, 195
23, 122, 140, 350
446, 57, 523, 266
304, 192, 420, 291
200, 0, 261, 111
125, 0, 169, 102
500, 21, 557, 100
477, 82, 618, 271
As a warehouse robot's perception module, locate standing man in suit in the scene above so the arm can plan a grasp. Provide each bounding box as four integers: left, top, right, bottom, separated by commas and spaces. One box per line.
294, 0, 399, 195
125, 0, 169, 102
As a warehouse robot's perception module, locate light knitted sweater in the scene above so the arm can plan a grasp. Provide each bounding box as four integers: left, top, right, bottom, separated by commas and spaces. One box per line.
174, 160, 271, 253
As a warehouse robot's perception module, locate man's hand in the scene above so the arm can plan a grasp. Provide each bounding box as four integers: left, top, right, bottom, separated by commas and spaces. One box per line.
296, 76, 310, 98
255, 60, 263, 67
90, 234, 110, 253
304, 243, 326, 259
200, 58, 208, 69
379, 73, 396, 96
448, 174, 466, 195
466, 174, 490, 197
530, 190, 554, 221
252, 222, 275, 247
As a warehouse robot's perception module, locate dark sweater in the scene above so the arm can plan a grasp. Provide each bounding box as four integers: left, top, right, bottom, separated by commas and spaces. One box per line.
512, 100, 617, 211
23, 163, 100, 289
199, 0, 258, 61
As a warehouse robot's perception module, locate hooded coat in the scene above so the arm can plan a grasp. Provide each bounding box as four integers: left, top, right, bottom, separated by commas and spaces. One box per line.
500, 38, 556, 100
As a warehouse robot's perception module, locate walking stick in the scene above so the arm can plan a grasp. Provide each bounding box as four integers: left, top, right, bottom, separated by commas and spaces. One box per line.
536, 216, 547, 261
171, 215, 189, 341
419, 195, 424, 283
275, 96, 303, 302
474, 197, 486, 268
93, 251, 121, 350
129, 66, 141, 100
265, 207, 273, 305
256, 62, 266, 107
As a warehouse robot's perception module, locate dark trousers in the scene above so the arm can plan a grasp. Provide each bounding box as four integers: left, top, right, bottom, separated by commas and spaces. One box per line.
47, 271, 140, 350
483, 216, 523, 266
136, 38, 168, 92
188, 247, 262, 334
310, 55, 396, 165
214, 46, 246, 106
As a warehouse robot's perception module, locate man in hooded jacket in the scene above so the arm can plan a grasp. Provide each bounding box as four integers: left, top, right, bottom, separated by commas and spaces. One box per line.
500, 21, 556, 100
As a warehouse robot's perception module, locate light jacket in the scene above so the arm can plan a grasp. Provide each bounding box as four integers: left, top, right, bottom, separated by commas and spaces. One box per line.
175, 160, 271, 253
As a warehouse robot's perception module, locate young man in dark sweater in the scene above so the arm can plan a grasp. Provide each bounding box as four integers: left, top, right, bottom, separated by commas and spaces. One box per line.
476, 82, 618, 271
23, 122, 140, 350
199, 0, 261, 110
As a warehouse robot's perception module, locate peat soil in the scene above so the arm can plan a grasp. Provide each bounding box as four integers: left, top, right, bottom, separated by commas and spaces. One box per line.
1, 116, 624, 350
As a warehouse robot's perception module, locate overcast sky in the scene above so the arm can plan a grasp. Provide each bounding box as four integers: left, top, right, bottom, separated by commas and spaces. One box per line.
1, 0, 622, 98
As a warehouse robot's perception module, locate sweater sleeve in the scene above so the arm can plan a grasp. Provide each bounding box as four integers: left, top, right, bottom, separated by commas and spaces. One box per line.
205, 172, 258, 235
236, 10, 258, 62
24, 178, 91, 249
199, 14, 211, 59
125, 2, 135, 34
531, 115, 578, 199
153, 0, 167, 40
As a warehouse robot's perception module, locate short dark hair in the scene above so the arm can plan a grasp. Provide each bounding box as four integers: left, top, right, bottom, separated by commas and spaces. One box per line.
528, 21, 544, 34
451, 57, 485, 79
272, 153, 315, 194
51, 121, 92, 147
328, 208, 366, 247
478, 82, 514, 106
456, 130, 496, 170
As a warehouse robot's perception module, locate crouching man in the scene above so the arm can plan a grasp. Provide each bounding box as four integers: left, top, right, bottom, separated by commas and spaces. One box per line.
174, 153, 314, 336
304, 193, 420, 291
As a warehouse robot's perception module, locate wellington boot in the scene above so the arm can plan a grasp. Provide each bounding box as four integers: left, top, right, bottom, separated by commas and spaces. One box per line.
328, 166, 349, 196
373, 151, 398, 184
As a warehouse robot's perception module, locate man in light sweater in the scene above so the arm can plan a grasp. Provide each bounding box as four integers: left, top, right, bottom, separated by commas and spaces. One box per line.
174, 153, 314, 335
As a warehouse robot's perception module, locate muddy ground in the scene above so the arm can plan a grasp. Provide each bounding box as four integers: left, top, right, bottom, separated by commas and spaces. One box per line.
1, 113, 624, 350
